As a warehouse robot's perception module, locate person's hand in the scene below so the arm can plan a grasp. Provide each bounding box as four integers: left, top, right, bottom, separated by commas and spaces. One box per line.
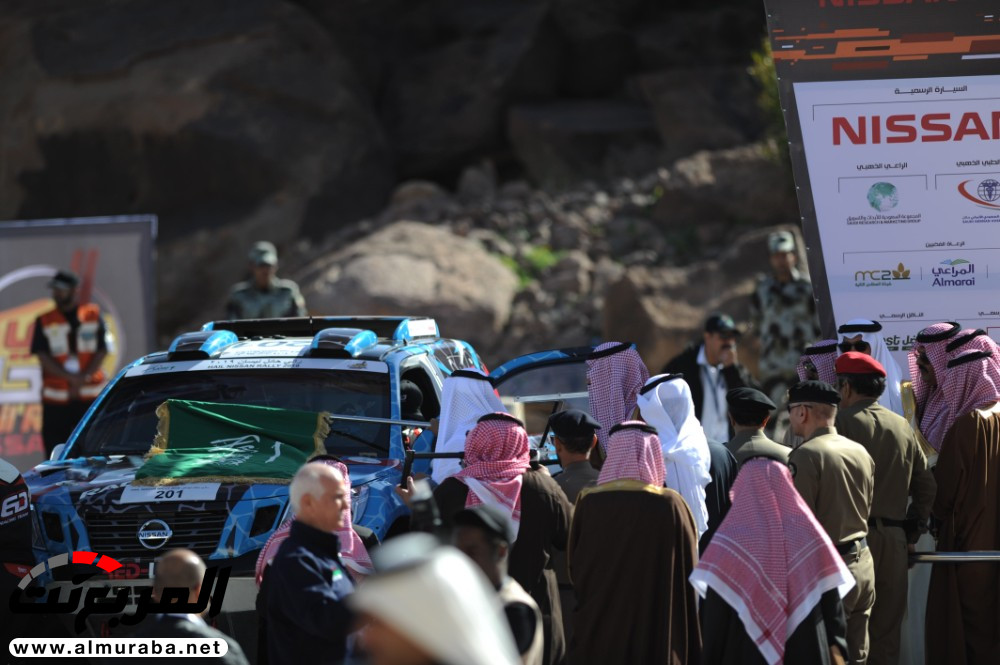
719, 345, 738, 368
394, 476, 416, 507
830, 645, 846, 665
67, 374, 84, 400
428, 417, 439, 436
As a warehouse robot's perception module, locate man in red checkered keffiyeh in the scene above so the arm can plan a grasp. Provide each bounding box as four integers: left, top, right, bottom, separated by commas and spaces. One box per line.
453, 413, 532, 540
569, 421, 700, 664
796, 340, 839, 384
587, 342, 650, 455
907, 322, 961, 451
927, 345, 1000, 664
255, 458, 374, 585
692, 457, 853, 664
597, 421, 666, 487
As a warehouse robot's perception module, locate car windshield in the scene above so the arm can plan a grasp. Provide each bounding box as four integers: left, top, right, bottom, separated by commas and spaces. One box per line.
73, 369, 390, 457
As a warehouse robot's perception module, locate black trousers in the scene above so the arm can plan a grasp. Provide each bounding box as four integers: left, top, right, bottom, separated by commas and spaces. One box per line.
41, 401, 90, 457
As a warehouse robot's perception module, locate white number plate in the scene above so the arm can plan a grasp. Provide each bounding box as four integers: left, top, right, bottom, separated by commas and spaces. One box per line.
118, 482, 221, 504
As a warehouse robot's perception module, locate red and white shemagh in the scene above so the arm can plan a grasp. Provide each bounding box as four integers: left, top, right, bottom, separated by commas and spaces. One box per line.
795, 340, 838, 385
690, 459, 854, 665
431, 368, 506, 484
908, 323, 959, 451
941, 345, 1000, 424
254, 459, 373, 585
587, 342, 650, 452
454, 416, 531, 541
597, 422, 666, 487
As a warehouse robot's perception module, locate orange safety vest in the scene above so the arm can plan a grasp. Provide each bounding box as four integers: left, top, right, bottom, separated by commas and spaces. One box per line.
38, 304, 107, 404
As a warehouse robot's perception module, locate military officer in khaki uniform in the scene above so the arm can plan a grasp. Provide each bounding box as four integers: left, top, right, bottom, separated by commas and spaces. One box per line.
724, 387, 789, 467
834, 352, 936, 665
787, 380, 876, 665
226, 241, 307, 319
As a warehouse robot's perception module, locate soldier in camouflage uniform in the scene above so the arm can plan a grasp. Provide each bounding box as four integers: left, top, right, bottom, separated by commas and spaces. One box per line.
226, 241, 308, 319
750, 231, 821, 434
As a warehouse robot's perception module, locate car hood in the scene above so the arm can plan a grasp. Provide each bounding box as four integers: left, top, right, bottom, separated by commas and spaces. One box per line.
25, 455, 402, 506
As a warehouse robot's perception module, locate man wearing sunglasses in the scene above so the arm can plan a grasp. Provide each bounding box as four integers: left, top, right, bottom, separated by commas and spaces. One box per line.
787, 380, 876, 665
836, 320, 906, 416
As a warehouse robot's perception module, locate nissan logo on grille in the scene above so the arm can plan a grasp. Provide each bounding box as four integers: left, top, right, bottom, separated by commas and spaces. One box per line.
137, 519, 173, 550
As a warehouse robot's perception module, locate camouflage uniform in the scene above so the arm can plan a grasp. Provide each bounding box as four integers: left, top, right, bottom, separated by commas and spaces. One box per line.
225, 278, 307, 319
750, 267, 821, 388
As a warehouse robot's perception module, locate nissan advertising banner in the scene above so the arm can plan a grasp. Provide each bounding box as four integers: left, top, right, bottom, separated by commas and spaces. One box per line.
0, 216, 156, 471
763, 0, 1000, 367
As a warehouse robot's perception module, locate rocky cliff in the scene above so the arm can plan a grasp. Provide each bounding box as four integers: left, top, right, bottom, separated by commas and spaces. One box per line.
0, 0, 802, 367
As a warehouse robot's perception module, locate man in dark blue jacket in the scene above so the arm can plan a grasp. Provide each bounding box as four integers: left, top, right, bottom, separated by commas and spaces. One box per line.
266, 462, 355, 665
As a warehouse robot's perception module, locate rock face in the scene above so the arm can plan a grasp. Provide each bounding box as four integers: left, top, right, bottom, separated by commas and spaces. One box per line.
300, 222, 519, 349
602, 225, 810, 374
0, 0, 778, 349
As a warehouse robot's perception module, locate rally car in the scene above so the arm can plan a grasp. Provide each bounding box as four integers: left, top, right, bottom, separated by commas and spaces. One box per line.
23, 315, 594, 626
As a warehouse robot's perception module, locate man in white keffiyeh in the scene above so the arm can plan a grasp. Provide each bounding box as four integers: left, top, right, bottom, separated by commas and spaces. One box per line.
431, 368, 507, 484
636, 374, 711, 539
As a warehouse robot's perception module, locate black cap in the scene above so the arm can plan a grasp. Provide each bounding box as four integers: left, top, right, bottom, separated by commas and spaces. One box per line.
47, 270, 79, 289
548, 409, 601, 440
454, 505, 514, 545
705, 312, 740, 336
788, 380, 841, 406
726, 388, 776, 421
399, 380, 424, 419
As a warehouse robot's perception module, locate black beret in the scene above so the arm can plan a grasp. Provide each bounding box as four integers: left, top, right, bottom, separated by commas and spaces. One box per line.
726, 388, 776, 419
548, 409, 601, 439
454, 504, 514, 545
788, 380, 841, 406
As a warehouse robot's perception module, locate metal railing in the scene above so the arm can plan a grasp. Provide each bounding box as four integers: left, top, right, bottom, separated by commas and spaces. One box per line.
910, 551, 1000, 563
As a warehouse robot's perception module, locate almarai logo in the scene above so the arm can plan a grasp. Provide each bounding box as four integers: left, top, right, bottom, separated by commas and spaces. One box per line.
931, 259, 975, 287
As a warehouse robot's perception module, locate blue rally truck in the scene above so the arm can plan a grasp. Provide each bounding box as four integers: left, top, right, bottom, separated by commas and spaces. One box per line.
22, 315, 596, 640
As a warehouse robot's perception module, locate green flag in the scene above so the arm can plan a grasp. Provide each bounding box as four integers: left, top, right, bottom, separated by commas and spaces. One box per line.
133, 400, 329, 486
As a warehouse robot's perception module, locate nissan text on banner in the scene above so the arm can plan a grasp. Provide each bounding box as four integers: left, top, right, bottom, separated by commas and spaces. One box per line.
763, 0, 1000, 369
0, 216, 156, 471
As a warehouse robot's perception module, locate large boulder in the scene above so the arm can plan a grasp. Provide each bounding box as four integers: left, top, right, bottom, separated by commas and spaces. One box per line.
653, 144, 798, 228
0, 0, 395, 335
300, 222, 518, 349
603, 225, 808, 374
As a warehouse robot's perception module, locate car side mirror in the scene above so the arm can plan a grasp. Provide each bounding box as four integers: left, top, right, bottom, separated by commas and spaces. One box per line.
50, 444, 66, 461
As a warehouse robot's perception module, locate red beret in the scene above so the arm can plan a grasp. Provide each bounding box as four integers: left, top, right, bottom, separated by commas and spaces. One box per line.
835, 351, 886, 377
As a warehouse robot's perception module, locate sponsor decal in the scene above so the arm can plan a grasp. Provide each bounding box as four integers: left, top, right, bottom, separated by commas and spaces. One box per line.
833, 111, 1000, 145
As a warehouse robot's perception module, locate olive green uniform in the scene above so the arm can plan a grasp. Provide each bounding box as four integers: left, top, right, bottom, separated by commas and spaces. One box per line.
790, 425, 876, 665
225, 278, 307, 319
725, 429, 790, 467
837, 398, 936, 665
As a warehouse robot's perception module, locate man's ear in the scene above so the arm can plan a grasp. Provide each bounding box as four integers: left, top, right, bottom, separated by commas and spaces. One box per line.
589, 434, 598, 451
761, 414, 770, 428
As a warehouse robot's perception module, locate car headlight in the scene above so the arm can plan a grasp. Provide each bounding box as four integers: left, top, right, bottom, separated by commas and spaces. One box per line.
351, 484, 370, 523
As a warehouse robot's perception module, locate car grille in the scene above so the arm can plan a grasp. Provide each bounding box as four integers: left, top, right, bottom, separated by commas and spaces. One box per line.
82, 509, 230, 560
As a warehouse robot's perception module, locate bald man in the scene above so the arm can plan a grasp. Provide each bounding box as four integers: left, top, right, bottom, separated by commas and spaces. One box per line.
266, 462, 356, 665
134, 548, 249, 664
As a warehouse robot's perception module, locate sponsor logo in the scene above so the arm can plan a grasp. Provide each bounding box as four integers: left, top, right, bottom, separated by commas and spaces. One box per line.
930, 259, 977, 287
833, 111, 1000, 145
855, 262, 910, 287
137, 519, 173, 550
867, 182, 899, 211
958, 178, 1000, 209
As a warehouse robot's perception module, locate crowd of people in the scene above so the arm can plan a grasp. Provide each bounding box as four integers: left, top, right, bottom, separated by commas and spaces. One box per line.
14, 232, 1000, 665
